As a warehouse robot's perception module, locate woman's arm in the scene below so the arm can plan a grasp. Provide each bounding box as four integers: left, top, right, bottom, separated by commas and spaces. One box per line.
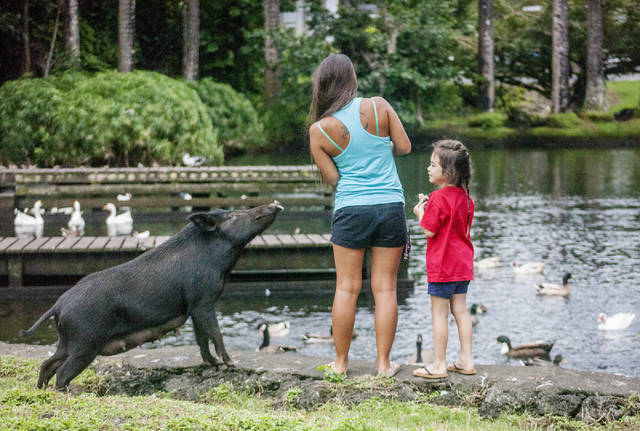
373, 97, 411, 155
309, 124, 340, 186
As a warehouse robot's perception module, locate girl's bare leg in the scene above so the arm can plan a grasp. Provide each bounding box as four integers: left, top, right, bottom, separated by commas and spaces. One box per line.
450, 293, 474, 370
331, 244, 365, 374
428, 295, 450, 374
370, 246, 403, 374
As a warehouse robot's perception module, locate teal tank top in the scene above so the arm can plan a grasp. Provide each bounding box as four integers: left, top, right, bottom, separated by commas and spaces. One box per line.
316, 97, 405, 211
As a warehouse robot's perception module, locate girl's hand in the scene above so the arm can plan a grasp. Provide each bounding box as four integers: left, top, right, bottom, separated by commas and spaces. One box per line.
413, 193, 428, 219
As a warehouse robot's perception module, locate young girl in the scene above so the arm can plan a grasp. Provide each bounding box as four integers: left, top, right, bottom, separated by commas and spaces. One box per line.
412, 140, 476, 379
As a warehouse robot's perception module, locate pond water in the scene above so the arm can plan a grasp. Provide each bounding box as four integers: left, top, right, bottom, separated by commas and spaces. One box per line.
2, 147, 639, 377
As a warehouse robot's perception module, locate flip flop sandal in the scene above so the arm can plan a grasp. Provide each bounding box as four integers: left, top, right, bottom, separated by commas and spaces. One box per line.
447, 362, 477, 375
377, 362, 401, 378
412, 366, 447, 379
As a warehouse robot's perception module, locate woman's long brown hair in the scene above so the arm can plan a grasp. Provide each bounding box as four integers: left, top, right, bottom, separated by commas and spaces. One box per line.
309, 54, 358, 124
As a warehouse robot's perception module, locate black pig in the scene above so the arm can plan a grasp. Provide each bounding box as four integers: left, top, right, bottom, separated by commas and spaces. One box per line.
20, 201, 283, 389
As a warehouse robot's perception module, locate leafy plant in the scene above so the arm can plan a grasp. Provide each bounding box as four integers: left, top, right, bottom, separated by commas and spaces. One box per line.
316, 364, 346, 383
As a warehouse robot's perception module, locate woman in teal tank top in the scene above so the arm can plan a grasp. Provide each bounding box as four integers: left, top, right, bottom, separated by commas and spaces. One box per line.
309, 53, 412, 377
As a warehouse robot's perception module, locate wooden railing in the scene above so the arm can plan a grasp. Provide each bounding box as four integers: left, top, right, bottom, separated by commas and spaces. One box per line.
0, 166, 333, 211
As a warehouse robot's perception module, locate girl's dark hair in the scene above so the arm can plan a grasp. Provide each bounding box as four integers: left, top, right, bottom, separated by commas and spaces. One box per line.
309, 54, 358, 124
432, 139, 473, 233
432, 139, 472, 192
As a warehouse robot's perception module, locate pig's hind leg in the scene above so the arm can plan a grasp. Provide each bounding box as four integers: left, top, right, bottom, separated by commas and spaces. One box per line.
191, 305, 232, 365
38, 344, 68, 388
53, 344, 100, 390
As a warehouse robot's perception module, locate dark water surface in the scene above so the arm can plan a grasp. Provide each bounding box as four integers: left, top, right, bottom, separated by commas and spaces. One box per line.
2, 148, 639, 376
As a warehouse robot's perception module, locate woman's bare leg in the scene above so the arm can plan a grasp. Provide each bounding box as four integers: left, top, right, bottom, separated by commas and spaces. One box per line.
331, 244, 365, 374
370, 246, 403, 374
450, 293, 474, 370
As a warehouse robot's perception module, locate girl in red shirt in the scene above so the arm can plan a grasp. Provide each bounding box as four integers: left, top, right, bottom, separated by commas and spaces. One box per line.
412, 140, 476, 379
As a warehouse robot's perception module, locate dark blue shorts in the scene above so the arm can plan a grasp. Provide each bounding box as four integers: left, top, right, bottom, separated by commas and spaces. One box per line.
428, 281, 470, 299
331, 202, 407, 249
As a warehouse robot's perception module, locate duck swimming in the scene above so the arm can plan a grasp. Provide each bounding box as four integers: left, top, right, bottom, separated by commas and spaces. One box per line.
495, 335, 554, 360
14, 200, 44, 238
103, 202, 133, 236
535, 272, 572, 296
597, 313, 635, 331
511, 261, 545, 275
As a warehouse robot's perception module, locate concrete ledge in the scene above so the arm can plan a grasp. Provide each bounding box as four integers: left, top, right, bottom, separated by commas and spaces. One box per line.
2, 341, 639, 423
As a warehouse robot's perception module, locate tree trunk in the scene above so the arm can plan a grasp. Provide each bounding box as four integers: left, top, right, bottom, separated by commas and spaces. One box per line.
118, 0, 135, 73
552, 0, 570, 113
477, 0, 494, 111
44, 4, 61, 77
584, 0, 608, 111
23, 0, 31, 74
66, 0, 80, 65
182, 0, 199, 81
264, 0, 281, 104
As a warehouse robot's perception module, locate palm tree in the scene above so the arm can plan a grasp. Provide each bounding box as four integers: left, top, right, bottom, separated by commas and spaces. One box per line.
478, 0, 494, 111
584, 0, 608, 111
264, 0, 281, 104
552, 0, 570, 112
118, 0, 135, 73
182, 0, 199, 81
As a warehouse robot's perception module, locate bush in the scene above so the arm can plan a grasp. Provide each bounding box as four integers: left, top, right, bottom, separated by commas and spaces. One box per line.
467, 112, 507, 129
545, 113, 583, 128
188, 78, 266, 154
577, 111, 615, 122
0, 71, 223, 167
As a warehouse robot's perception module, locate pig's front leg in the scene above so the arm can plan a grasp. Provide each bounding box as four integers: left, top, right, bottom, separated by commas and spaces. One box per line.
193, 320, 222, 366
191, 303, 233, 365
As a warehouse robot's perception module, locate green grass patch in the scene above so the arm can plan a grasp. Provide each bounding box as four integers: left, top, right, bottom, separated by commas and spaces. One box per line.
607, 80, 640, 110
1, 356, 639, 430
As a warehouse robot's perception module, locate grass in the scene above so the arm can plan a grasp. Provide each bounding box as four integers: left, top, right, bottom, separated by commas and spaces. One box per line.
2, 356, 640, 430
607, 81, 640, 110
416, 81, 640, 144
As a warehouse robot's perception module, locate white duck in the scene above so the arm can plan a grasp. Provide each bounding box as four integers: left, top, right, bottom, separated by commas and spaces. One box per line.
597, 313, 636, 331
474, 256, 500, 270
535, 272, 572, 297
14, 200, 44, 238
67, 200, 85, 235
103, 202, 133, 236
511, 261, 545, 275
182, 151, 206, 167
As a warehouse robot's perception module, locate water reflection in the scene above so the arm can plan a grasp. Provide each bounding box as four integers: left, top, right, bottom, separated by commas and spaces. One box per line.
1, 147, 639, 377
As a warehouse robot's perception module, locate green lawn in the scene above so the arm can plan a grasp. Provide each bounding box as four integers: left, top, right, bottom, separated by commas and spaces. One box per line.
607, 80, 640, 110
1, 356, 638, 431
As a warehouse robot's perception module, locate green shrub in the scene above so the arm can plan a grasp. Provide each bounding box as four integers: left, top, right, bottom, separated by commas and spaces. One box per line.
467, 112, 507, 129
577, 111, 615, 122
188, 78, 266, 154
0, 71, 223, 167
546, 113, 583, 128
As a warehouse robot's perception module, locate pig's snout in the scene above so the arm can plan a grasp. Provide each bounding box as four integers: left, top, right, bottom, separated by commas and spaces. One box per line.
272, 200, 284, 211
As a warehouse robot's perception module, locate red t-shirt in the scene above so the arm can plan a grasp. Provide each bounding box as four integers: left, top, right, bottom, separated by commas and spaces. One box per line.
420, 186, 475, 282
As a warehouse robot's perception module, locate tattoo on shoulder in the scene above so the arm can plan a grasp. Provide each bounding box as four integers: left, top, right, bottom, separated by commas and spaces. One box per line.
341, 124, 349, 140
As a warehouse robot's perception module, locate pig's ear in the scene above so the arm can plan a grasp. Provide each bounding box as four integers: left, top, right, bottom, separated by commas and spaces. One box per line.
188, 213, 219, 232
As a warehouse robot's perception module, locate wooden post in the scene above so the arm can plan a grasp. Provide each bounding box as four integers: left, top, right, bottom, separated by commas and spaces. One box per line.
7, 255, 23, 287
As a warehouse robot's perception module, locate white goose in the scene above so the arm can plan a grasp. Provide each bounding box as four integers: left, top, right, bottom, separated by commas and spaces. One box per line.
182, 151, 206, 167
67, 200, 85, 236
103, 202, 133, 236
14, 200, 44, 238
258, 321, 290, 338
597, 313, 635, 331
511, 261, 545, 275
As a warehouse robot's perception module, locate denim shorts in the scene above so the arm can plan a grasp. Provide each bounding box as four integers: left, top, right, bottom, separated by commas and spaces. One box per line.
331, 202, 407, 249
428, 281, 470, 299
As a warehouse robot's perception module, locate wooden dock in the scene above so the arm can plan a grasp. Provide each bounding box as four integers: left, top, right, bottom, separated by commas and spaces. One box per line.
0, 234, 413, 297
0, 166, 334, 211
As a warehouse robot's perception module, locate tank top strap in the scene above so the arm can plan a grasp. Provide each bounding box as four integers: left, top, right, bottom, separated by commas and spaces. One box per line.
315, 122, 344, 153
371, 98, 379, 136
